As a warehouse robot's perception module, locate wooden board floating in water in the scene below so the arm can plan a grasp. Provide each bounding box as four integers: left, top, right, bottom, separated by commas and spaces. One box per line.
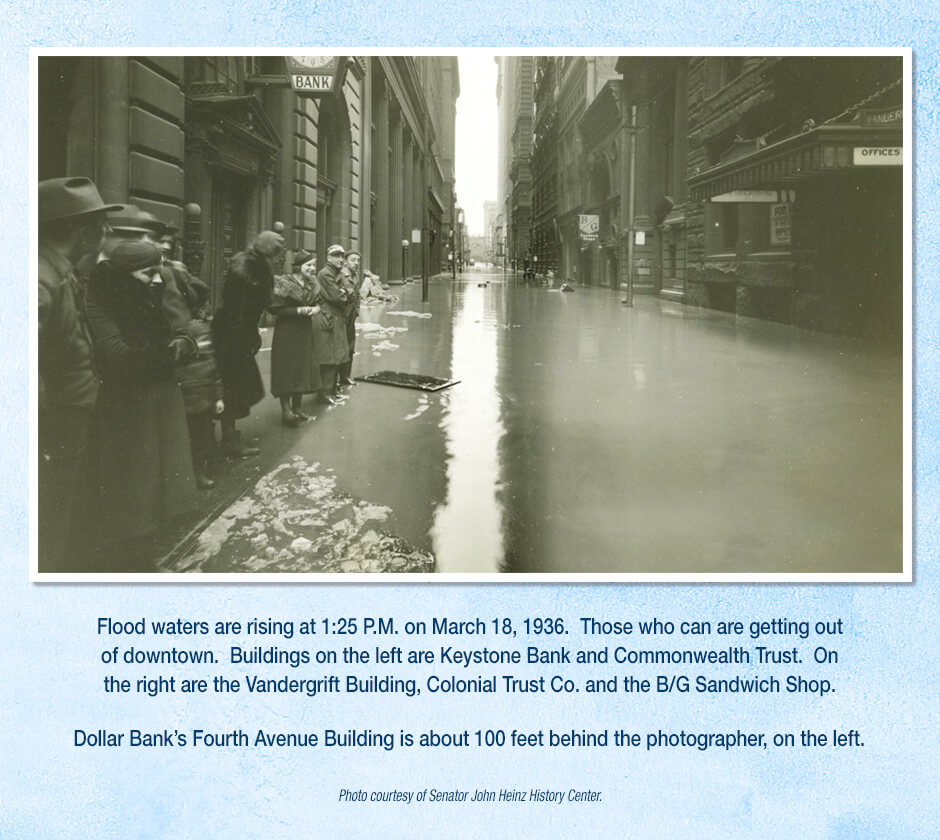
356, 371, 460, 392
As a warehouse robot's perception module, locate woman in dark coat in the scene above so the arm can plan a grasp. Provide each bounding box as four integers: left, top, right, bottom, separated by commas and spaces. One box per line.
84, 241, 199, 570
313, 243, 351, 405
270, 249, 321, 426
211, 231, 284, 456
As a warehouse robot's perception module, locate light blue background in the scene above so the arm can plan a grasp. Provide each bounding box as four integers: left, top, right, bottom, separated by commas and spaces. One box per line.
3, 7, 938, 839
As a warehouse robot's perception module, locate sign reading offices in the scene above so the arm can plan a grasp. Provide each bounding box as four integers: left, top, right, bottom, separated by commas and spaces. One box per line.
287, 56, 345, 94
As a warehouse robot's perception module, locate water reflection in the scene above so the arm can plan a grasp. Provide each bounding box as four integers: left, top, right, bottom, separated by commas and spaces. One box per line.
431, 281, 506, 571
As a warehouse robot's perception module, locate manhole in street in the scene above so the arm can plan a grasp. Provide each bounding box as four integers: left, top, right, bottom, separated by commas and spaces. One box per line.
356, 371, 459, 391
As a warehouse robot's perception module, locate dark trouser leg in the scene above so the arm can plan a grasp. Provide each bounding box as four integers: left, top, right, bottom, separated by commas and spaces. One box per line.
188, 411, 217, 485
38, 406, 91, 573
319, 365, 337, 402
338, 321, 356, 384
221, 414, 258, 457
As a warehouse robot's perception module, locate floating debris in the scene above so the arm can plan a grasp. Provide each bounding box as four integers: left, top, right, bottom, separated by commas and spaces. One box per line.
161, 456, 435, 573
357, 371, 459, 392
386, 310, 433, 319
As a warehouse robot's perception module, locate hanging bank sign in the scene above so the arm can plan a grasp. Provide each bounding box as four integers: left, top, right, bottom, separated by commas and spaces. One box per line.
286, 56, 345, 94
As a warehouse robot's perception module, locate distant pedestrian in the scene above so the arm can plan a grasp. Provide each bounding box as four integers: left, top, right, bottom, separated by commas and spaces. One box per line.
212, 231, 284, 456
38, 176, 119, 572
338, 250, 363, 388
84, 241, 199, 570
313, 244, 350, 405
270, 249, 321, 426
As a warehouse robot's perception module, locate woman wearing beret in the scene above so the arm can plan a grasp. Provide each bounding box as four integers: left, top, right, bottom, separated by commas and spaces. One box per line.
84, 240, 199, 570
269, 249, 322, 426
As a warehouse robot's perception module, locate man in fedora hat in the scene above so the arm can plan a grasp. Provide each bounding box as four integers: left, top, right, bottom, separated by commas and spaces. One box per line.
38, 176, 121, 571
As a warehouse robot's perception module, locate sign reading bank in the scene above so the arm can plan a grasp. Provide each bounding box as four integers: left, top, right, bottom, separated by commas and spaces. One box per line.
286, 56, 345, 95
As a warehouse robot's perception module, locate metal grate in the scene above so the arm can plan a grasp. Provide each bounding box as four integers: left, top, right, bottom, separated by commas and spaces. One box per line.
355, 371, 460, 392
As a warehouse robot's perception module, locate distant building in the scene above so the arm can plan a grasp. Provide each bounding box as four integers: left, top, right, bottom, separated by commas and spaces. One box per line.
501, 53, 904, 337
496, 57, 535, 267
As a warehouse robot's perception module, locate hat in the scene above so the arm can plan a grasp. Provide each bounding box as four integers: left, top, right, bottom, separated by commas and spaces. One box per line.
107, 205, 168, 236
291, 249, 314, 268
110, 241, 163, 273
38, 177, 122, 224
251, 231, 286, 257
327, 244, 346, 257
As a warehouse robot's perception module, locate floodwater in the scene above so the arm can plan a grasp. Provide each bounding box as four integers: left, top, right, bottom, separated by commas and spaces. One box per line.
175, 271, 903, 574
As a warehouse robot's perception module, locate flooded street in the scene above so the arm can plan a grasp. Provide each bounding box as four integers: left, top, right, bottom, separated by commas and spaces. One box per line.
167, 271, 902, 575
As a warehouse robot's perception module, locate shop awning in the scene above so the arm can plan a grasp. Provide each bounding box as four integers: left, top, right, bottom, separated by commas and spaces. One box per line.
688, 123, 902, 201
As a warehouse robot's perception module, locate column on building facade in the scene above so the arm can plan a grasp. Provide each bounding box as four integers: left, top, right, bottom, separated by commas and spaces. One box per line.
359, 61, 372, 273
631, 67, 657, 293
371, 77, 391, 282
96, 57, 130, 203
412, 140, 423, 277
388, 103, 404, 282
402, 129, 414, 277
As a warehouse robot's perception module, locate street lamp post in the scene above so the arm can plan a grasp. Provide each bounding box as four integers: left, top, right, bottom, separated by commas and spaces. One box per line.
401, 239, 409, 285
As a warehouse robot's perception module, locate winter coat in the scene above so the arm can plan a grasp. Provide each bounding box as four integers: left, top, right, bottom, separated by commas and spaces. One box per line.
84, 261, 199, 545
170, 266, 224, 415
211, 250, 274, 418
313, 262, 350, 366
38, 245, 98, 413
269, 272, 321, 396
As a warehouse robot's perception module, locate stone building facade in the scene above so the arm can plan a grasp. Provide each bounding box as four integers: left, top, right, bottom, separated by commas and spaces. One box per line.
513, 54, 904, 338
38, 55, 459, 304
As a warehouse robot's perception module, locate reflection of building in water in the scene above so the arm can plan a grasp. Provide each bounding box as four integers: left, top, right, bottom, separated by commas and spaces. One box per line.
38, 56, 460, 306
503, 55, 903, 338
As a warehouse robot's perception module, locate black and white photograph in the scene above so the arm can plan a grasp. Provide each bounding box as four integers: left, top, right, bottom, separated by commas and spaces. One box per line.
34, 52, 909, 579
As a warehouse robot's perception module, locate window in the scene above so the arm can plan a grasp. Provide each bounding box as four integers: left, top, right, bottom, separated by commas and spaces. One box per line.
705, 202, 790, 257
707, 57, 746, 96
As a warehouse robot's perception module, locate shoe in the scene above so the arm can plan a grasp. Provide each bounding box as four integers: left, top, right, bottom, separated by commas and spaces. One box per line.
317, 394, 337, 406
282, 413, 304, 428
292, 409, 311, 421
196, 471, 216, 490
222, 433, 260, 457
338, 376, 354, 387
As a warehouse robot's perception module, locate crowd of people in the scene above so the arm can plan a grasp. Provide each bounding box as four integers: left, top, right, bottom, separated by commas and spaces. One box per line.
38, 176, 366, 573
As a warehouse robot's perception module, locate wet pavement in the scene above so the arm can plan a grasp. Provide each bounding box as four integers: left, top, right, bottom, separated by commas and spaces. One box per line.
161, 271, 903, 574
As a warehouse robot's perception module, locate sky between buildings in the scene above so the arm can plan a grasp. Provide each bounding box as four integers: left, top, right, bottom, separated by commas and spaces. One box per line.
455, 54, 498, 237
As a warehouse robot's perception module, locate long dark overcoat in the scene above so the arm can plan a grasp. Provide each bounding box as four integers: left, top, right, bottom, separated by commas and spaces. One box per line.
85, 262, 198, 546
212, 250, 274, 419
313, 263, 350, 366
269, 273, 321, 396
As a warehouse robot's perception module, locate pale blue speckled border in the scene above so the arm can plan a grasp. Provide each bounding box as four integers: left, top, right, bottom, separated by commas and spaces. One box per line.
3, 6, 938, 839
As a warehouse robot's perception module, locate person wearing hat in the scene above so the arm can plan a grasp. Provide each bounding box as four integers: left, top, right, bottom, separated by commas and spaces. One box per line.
83, 240, 199, 570
313, 244, 351, 405
212, 230, 285, 455
38, 176, 120, 572
269, 249, 322, 426
337, 250, 363, 389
